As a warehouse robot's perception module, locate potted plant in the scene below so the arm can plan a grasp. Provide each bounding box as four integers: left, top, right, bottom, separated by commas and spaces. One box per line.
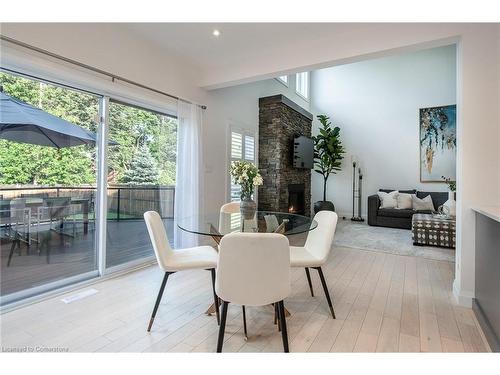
230, 160, 263, 219
312, 114, 345, 213
441, 175, 456, 217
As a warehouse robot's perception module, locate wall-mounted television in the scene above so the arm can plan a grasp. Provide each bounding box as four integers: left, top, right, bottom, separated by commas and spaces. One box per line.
293, 135, 314, 169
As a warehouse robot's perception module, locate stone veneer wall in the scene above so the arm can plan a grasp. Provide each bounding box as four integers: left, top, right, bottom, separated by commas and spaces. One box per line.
258, 95, 313, 216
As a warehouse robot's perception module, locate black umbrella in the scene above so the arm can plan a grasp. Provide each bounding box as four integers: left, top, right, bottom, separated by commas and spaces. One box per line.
0, 89, 117, 148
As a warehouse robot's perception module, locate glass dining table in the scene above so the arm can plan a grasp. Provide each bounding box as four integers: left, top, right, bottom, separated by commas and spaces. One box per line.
177, 210, 317, 326
177, 210, 317, 245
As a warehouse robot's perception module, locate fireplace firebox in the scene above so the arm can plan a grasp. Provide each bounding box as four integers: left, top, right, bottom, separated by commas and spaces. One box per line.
288, 184, 305, 215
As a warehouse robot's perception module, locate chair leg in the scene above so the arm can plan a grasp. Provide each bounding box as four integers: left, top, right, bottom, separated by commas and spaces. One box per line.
7, 239, 18, 267
210, 268, 220, 325
217, 301, 229, 352
305, 267, 314, 297
274, 303, 281, 331
242, 305, 248, 340
147, 272, 172, 332
315, 267, 336, 319
278, 300, 289, 352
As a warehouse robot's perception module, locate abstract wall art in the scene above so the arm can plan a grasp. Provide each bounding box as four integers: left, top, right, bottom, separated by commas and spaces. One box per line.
419, 104, 456, 182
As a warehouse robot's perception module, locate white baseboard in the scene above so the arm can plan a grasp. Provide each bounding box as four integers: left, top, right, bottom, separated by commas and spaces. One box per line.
453, 279, 474, 307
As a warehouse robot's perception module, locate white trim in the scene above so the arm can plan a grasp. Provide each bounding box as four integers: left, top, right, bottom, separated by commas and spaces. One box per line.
276, 75, 289, 87
453, 278, 473, 307
96, 97, 109, 276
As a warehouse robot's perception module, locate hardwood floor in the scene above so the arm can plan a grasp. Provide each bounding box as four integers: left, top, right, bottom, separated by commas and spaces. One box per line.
0, 246, 490, 352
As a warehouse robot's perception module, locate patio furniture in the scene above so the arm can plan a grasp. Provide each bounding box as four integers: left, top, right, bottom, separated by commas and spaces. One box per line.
143, 210, 219, 332
215, 232, 291, 352
290, 210, 338, 319
412, 213, 456, 249
1, 199, 32, 267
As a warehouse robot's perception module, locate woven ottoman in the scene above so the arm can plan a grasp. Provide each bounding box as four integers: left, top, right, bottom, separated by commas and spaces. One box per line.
412, 213, 456, 249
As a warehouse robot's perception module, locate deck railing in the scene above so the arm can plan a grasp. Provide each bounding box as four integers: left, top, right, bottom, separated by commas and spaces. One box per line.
0, 184, 175, 220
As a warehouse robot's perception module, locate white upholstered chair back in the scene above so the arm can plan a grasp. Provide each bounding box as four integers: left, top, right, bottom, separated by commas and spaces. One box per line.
305, 211, 338, 264
219, 202, 240, 234
216, 232, 291, 306
144, 211, 174, 272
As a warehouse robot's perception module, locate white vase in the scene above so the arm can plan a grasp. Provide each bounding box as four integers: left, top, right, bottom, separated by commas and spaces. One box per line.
443, 191, 456, 217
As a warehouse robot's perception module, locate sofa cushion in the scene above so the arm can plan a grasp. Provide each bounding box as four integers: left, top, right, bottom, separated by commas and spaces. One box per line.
378, 208, 415, 219
377, 190, 398, 209
380, 188, 417, 195
416, 191, 448, 209
412, 194, 435, 211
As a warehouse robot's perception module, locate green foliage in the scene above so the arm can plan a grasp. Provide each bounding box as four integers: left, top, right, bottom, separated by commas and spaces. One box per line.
0, 72, 177, 187
121, 144, 160, 184
313, 114, 345, 201
441, 176, 456, 192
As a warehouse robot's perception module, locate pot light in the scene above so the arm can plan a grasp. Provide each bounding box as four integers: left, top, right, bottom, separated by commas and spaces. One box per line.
212, 29, 221, 37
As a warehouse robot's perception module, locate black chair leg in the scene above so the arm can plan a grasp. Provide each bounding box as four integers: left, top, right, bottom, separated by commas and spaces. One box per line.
242, 305, 248, 339
278, 300, 289, 352
315, 267, 336, 319
274, 303, 281, 331
217, 301, 229, 352
305, 267, 314, 296
7, 239, 18, 267
210, 268, 220, 325
147, 272, 172, 332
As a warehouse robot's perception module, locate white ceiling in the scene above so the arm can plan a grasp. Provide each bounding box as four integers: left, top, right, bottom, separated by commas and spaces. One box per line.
125, 23, 378, 88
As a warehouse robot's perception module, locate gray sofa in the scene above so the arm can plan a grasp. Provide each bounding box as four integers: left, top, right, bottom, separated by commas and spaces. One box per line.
367, 189, 448, 230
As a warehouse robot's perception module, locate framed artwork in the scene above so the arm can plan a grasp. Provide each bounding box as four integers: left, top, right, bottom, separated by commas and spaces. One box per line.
419, 104, 456, 182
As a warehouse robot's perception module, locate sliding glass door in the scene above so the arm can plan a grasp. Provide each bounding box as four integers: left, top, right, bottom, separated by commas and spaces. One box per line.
0, 71, 100, 303
105, 100, 177, 268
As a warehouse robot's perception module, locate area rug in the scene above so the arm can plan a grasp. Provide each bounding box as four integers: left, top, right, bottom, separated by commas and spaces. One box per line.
332, 219, 455, 262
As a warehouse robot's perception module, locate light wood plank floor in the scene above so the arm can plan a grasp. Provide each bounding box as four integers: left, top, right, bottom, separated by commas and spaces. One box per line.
0, 246, 490, 352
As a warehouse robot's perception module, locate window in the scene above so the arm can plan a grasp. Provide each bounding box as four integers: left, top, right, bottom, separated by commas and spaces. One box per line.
296, 72, 309, 99
277, 75, 288, 86
0, 71, 100, 302
106, 101, 177, 268
229, 129, 256, 202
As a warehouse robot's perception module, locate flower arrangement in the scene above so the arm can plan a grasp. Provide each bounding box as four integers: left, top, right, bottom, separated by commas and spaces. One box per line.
230, 161, 263, 200
441, 175, 456, 192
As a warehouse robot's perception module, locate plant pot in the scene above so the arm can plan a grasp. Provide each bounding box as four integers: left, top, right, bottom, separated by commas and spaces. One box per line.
314, 200, 335, 214
240, 198, 257, 220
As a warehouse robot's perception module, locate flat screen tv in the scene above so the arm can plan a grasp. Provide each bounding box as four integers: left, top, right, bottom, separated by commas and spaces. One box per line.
293, 135, 314, 169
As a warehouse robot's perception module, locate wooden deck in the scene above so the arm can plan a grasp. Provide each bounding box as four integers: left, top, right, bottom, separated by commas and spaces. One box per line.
0, 219, 174, 299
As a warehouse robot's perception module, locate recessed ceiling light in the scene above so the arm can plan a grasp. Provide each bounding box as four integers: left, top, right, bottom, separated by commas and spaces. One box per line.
212, 29, 221, 37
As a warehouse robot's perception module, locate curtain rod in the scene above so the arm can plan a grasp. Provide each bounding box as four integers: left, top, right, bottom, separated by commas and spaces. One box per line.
0, 35, 207, 110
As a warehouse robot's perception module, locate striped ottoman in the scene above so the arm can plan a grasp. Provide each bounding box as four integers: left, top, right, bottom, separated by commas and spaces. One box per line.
412, 213, 456, 249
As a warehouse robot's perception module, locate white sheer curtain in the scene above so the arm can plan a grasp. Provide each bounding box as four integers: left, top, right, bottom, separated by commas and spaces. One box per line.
174, 100, 204, 248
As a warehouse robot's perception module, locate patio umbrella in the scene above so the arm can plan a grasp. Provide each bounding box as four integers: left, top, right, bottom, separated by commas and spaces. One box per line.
0, 90, 116, 148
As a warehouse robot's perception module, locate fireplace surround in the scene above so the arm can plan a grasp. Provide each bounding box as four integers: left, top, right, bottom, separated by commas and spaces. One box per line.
257, 95, 313, 216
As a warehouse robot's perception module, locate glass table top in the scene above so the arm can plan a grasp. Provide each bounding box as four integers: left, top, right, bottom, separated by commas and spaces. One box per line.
177, 211, 317, 238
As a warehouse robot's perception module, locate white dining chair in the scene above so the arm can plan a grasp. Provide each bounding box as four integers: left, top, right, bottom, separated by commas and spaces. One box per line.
215, 232, 291, 352
144, 211, 220, 331
218, 201, 240, 234
290, 210, 338, 319
218, 201, 249, 337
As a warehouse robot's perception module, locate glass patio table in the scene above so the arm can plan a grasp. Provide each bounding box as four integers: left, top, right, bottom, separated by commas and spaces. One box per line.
177, 210, 317, 244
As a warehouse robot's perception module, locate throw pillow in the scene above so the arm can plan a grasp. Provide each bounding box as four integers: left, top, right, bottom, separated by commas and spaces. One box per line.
377, 190, 398, 209
397, 192, 413, 209
412, 194, 435, 211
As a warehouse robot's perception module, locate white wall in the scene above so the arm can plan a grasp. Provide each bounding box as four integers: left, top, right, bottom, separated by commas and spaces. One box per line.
310, 45, 457, 218
203, 75, 310, 216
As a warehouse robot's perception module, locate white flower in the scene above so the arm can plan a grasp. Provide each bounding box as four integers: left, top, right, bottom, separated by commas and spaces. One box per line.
253, 175, 263, 186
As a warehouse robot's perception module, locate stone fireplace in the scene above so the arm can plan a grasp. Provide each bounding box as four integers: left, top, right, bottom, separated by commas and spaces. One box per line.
257, 95, 313, 216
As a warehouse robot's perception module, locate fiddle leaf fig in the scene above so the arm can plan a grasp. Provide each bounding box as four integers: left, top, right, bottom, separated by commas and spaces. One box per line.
312, 114, 345, 202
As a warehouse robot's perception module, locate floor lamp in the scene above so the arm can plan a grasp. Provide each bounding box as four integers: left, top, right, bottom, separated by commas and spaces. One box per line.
351, 156, 364, 222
